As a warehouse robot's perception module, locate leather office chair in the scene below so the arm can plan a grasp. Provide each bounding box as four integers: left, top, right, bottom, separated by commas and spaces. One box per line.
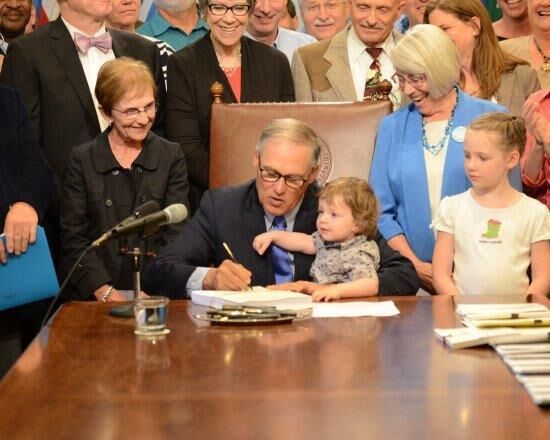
209, 84, 392, 189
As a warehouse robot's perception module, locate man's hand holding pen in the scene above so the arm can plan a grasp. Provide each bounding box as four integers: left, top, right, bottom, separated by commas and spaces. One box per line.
202, 242, 252, 291
202, 260, 252, 291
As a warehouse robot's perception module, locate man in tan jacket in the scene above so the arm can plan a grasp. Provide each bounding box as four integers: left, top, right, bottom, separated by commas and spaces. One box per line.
292, 0, 404, 102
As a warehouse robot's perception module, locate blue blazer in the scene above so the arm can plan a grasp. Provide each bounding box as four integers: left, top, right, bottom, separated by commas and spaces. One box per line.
370, 90, 521, 262
0, 85, 53, 231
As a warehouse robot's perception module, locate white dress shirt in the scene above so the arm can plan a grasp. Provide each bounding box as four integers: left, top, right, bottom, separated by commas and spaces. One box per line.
347, 27, 398, 103
62, 18, 115, 131
244, 27, 316, 63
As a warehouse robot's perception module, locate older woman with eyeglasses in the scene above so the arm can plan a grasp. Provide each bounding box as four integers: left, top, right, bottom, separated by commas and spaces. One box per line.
61, 58, 189, 302
370, 25, 521, 293
166, 0, 295, 214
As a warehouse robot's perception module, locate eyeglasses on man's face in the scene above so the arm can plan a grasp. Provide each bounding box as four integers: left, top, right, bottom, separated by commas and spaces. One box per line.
391, 73, 427, 90
303, 1, 346, 14
258, 156, 312, 189
112, 102, 156, 119
207, 3, 251, 16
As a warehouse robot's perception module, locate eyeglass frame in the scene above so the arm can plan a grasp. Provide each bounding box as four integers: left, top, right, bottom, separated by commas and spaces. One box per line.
207, 3, 251, 16
257, 156, 315, 189
111, 102, 157, 119
391, 72, 427, 90
303, 0, 347, 14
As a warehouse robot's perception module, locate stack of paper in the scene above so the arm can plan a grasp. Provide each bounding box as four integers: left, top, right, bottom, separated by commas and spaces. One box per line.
515, 375, 550, 405
435, 303, 550, 349
456, 303, 550, 320
191, 290, 313, 310
494, 343, 550, 405
312, 301, 400, 318
435, 327, 518, 349
435, 303, 550, 406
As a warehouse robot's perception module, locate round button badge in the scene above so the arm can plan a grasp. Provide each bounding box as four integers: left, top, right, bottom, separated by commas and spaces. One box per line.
452, 126, 467, 143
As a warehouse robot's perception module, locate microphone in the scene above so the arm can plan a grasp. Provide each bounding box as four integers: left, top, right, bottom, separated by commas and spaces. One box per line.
90, 200, 161, 249
129, 200, 160, 221
90, 203, 187, 248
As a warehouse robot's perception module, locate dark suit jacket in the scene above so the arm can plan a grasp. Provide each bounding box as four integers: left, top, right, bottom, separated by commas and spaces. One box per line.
0, 17, 166, 184
142, 181, 420, 298
61, 131, 189, 300
0, 85, 53, 231
166, 33, 295, 212
0, 86, 54, 367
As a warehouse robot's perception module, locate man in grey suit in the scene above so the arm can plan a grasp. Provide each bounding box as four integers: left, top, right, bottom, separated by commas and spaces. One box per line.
0, 0, 165, 259
292, 0, 404, 102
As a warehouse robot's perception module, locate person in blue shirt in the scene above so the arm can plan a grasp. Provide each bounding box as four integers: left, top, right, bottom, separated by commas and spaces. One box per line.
369, 25, 520, 293
137, 0, 209, 51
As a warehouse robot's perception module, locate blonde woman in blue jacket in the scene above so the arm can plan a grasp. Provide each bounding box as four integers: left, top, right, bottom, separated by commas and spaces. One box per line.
370, 25, 521, 292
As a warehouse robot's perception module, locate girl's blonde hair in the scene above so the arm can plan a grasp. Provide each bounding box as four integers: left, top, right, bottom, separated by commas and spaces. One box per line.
318, 177, 379, 239
468, 112, 526, 154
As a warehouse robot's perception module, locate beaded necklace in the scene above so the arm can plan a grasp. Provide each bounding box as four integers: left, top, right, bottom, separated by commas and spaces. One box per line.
533, 37, 550, 73
421, 87, 459, 156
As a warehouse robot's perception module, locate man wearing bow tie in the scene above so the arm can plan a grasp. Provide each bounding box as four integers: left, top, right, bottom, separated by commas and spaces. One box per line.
0, 0, 165, 262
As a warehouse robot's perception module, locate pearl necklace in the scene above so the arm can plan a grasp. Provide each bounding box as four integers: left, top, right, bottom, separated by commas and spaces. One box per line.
217, 47, 242, 77
421, 87, 459, 156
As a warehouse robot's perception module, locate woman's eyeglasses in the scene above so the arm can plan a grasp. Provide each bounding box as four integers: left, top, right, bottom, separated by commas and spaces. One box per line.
391, 73, 427, 90
111, 102, 156, 119
207, 3, 251, 16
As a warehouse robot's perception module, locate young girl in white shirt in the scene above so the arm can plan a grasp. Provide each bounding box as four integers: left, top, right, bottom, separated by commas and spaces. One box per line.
432, 112, 550, 296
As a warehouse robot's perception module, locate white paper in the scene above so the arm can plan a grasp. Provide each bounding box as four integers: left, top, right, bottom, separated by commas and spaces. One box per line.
190, 290, 313, 309
312, 301, 400, 318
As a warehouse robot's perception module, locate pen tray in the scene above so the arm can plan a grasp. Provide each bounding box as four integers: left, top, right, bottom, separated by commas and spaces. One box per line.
194, 314, 295, 326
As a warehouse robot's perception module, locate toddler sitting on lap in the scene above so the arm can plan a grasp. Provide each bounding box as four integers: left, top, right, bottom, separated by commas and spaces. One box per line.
254, 177, 380, 302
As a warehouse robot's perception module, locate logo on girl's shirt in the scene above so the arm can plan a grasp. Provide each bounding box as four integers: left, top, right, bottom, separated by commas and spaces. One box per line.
480, 218, 502, 243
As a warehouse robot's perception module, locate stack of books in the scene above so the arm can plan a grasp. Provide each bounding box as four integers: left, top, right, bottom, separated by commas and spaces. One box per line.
495, 344, 550, 405
435, 303, 550, 349
191, 289, 313, 310
434, 302, 550, 406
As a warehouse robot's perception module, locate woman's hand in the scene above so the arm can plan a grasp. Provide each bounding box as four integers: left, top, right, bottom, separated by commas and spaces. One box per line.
93, 285, 127, 302
1, 202, 39, 263
523, 94, 550, 154
414, 261, 434, 292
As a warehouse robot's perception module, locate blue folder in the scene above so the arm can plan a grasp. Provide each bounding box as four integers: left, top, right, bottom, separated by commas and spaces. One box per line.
0, 226, 59, 311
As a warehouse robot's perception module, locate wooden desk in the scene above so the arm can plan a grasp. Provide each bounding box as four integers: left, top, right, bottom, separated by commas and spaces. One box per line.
0, 296, 548, 439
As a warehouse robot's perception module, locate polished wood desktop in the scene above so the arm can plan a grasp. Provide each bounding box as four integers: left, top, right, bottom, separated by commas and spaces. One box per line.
0, 296, 548, 438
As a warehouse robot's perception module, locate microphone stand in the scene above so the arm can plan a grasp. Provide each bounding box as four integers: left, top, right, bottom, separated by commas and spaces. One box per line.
109, 226, 159, 318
